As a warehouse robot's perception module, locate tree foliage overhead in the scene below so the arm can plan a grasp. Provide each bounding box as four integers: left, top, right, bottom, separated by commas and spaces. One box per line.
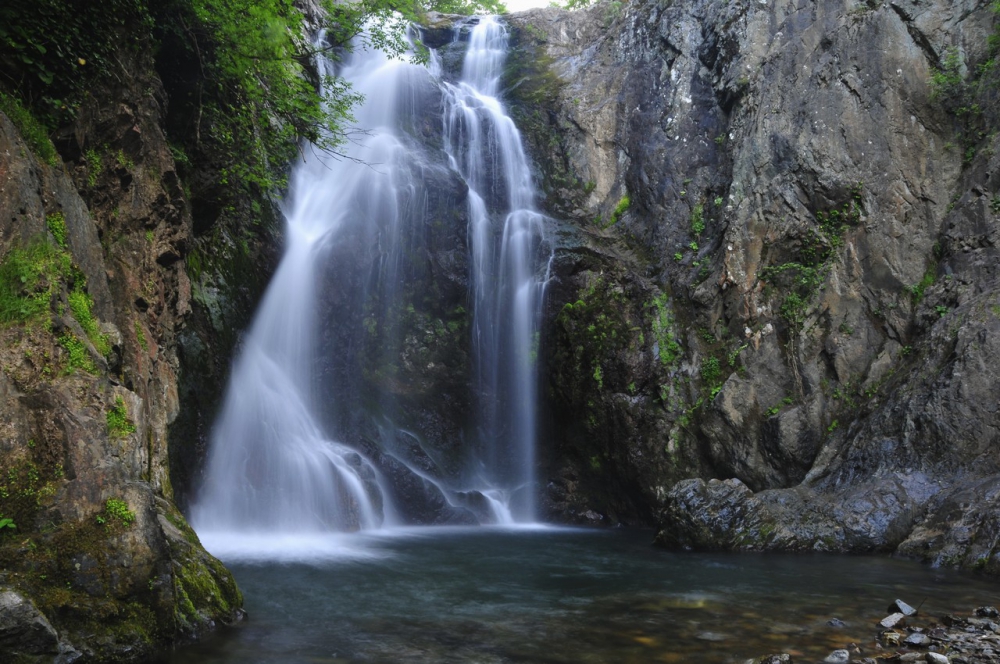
0, 0, 506, 197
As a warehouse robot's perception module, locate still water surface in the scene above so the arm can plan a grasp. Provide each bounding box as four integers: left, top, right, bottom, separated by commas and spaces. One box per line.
170, 527, 999, 663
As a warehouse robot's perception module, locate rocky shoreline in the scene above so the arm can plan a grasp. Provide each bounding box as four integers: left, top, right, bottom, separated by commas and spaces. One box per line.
751, 604, 1000, 664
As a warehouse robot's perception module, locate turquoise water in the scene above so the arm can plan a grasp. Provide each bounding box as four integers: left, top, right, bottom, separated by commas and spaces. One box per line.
169, 527, 999, 663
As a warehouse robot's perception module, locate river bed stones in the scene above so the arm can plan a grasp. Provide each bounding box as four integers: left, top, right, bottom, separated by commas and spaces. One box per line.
747, 602, 1000, 664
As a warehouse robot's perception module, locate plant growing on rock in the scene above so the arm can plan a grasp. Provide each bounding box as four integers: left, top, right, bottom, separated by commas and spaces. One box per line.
103, 497, 136, 526
107, 396, 137, 439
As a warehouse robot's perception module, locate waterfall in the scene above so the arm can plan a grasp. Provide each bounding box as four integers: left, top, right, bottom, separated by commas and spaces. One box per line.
192, 17, 550, 544
442, 17, 551, 521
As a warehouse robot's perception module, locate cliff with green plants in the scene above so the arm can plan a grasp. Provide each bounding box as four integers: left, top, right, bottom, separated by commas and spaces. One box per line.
507, 0, 1000, 571
0, 0, 411, 659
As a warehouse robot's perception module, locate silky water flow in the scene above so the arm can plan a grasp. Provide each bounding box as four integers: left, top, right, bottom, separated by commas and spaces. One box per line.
192, 17, 552, 549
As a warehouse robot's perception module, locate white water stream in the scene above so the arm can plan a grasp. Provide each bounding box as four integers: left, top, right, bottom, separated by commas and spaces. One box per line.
193, 17, 550, 547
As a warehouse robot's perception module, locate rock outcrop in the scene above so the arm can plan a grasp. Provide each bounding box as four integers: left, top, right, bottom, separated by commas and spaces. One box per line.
507, 0, 1000, 568
0, 30, 243, 664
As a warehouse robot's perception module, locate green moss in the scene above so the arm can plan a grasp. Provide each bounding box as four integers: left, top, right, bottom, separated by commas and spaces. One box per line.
135, 320, 149, 351
68, 287, 109, 355
46, 212, 67, 247
608, 195, 631, 227
0, 92, 58, 166
0, 238, 70, 325
107, 396, 136, 439
58, 332, 97, 374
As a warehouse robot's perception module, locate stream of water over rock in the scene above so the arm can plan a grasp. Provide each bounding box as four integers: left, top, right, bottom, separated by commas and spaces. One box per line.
192, 16, 550, 548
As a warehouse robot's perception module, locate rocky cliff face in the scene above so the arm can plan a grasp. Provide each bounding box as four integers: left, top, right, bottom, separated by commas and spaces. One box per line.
506, 0, 1000, 569
0, 34, 245, 664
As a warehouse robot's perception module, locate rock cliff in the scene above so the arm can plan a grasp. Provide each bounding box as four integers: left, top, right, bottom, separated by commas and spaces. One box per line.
506, 0, 1000, 570
0, 22, 249, 664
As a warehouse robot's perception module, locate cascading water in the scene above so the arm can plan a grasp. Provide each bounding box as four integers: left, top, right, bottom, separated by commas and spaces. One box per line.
441, 17, 551, 521
192, 17, 551, 545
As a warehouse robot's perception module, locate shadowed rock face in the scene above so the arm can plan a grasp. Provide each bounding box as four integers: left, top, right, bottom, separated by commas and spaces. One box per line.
0, 40, 242, 664
506, 0, 1000, 567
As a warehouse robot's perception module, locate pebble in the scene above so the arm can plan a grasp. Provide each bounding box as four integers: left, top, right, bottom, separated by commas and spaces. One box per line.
905, 632, 932, 647
881, 612, 907, 629
926, 653, 950, 664
827, 618, 846, 627
976, 607, 999, 618
823, 649, 850, 664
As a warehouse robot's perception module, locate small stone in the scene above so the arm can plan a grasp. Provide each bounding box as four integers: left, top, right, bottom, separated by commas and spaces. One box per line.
900, 654, 923, 662
925, 654, 950, 664
976, 606, 999, 618
746, 655, 791, 664
823, 650, 850, 664
881, 630, 901, 646
905, 632, 932, 647
888, 599, 918, 616
881, 612, 906, 629
827, 618, 846, 627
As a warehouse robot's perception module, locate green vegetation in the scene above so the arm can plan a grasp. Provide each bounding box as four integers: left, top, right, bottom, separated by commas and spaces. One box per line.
103, 497, 136, 526
690, 203, 705, 236
701, 356, 721, 385
68, 287, 110, 356
0, 516, 15, 532
650, 293, 681, 366
760, 185, 864, 328
46, 212, 67, 247
135, 320, 149, 351
609, 195, 631, 226
84, 149, 102, 187
909, 266, 936, 304
107, 396, 136, 439
0, 238, 70, 325
1, 0, 502, 201
0, 92, 58, 166
58, 332, 97, 374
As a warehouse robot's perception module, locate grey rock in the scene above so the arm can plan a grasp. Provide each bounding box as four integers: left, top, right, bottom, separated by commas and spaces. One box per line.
0, 589, 60, 655
905, 632, 932, 647
823, 649, 850, 664
926, 653, 950, 664
509, 0, 1000, 572
890, 599, 918, 616
881, 613, 907, 629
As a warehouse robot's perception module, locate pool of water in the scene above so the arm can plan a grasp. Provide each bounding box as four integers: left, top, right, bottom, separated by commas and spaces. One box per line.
168, 526, 999, 663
